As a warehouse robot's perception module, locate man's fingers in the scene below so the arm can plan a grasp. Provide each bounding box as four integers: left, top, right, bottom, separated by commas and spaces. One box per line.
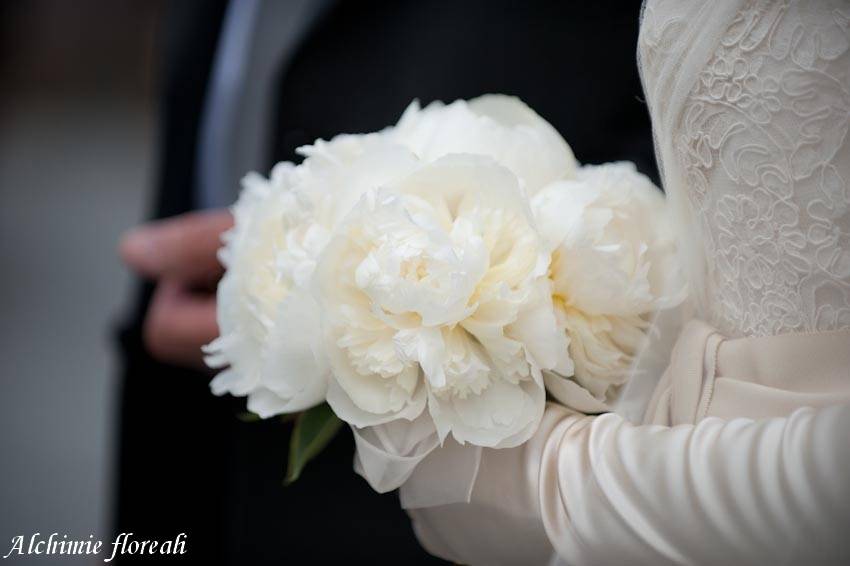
124, 210, 231, 368
143, 280, 219, 369
120, 209, 233, 282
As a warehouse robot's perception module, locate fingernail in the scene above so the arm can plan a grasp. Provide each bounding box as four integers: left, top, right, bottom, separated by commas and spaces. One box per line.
120, 226, 160, 272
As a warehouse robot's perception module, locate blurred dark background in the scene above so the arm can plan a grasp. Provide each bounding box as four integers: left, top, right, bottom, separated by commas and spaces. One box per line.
0, 1, 161, 562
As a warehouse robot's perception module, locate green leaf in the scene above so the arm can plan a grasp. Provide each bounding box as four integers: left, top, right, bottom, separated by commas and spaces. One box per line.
236, 412, 261, 423
284, 403, 344, 485
279, 412, 298, 425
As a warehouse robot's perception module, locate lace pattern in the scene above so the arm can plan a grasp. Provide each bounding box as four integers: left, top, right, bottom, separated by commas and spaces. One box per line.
643, 0, 850, 338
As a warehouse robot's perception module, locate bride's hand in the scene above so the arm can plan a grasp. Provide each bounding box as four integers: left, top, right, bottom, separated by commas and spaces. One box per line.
119, 209, 233, 368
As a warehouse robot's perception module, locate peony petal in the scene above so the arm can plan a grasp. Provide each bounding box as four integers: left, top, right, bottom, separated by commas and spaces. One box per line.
326, 374, 427, 428
392, 95, 577, 195
428, 374, 545, 448
209, 368, 243, 396
394, 326, 447, 389
506, 280, 573, 374
259, 289, 328, 413
543, 371, 612, 414
246, 387, 299, 419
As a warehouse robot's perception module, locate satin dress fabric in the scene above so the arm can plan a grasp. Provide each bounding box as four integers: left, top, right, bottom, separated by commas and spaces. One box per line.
408, 323, 850, 565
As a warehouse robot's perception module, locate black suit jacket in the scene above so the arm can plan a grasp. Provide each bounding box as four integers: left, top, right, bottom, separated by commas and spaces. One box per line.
115, 1, 654, 564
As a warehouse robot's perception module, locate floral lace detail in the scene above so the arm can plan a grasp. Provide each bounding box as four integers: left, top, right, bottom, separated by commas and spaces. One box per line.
675, 0, 850, 337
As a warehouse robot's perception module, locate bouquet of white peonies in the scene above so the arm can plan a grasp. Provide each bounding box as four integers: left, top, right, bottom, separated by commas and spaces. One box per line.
204, 95, 685, 498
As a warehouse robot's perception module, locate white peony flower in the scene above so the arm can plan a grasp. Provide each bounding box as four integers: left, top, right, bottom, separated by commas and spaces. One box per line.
314, 154, 571, 447
532, 162, 685, 411
204, 134, 419, 418
202, 163, 328, 417
391, 94, 577, 196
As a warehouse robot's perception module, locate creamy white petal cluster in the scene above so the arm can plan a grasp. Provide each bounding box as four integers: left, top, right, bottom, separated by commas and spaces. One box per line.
204, 134, 416, 417
205, 94, 684, 481
203, 162, 329, 418
316, 155, 570, 447
391, 95, 577, 196
532, 162, 686, 411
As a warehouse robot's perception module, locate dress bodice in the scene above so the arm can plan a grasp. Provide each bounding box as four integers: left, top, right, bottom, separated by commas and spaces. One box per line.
639, 0, 850, 338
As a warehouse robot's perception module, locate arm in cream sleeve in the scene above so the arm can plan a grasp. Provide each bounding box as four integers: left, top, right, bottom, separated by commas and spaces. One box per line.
408, 402, 850, 565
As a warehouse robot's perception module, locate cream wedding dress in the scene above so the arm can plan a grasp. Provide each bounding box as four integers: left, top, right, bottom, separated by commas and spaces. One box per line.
407, 1, 850, 564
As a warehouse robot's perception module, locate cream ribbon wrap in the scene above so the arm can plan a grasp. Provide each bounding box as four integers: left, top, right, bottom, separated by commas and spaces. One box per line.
352, 414, 484, 509
645, 320, 850, 426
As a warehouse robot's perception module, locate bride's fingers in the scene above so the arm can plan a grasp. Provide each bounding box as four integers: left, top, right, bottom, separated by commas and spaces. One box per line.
143, 279, 219, 369
120, 209, 234, 284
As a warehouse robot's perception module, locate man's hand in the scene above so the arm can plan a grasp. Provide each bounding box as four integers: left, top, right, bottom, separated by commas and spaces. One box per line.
119, 210, 233, 368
